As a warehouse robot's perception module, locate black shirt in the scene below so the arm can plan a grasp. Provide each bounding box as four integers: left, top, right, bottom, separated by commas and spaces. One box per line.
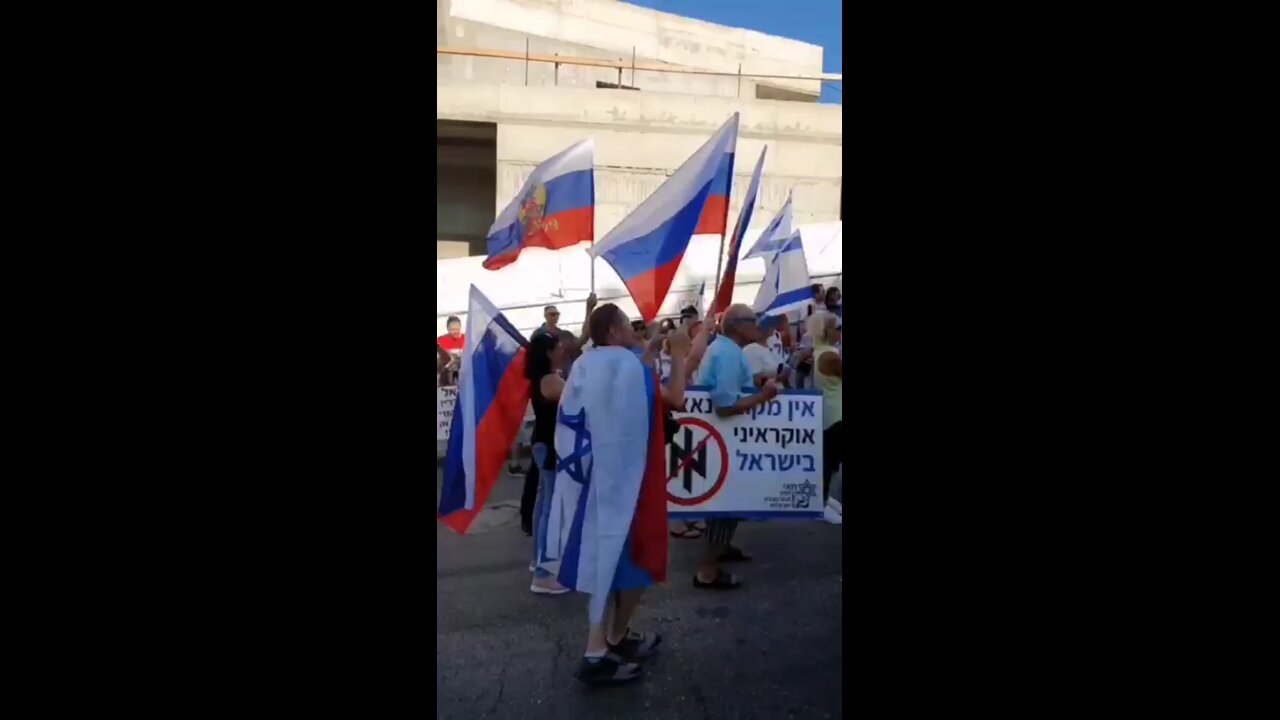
530, 374, 558, 471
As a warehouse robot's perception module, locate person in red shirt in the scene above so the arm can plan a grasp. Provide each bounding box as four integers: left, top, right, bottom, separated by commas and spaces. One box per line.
437, 316, 465, 354
437, 316, 465, 386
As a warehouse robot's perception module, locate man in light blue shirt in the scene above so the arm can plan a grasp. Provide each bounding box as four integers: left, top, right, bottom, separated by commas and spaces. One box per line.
693, 304, 779, 591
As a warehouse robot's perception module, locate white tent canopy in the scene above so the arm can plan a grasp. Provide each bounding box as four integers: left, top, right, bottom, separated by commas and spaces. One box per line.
435, 221, 841, 337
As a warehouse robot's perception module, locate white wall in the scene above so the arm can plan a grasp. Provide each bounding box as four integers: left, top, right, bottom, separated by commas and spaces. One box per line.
438, 0, 824, 99
437, 83, 843, 249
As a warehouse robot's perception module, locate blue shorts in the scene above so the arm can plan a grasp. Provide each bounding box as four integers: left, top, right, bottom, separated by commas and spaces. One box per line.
611, 535, 653, 591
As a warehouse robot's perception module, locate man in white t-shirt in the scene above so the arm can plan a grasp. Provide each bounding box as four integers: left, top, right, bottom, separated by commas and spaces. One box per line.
742, 330, 778, 386
765, 328, 783, 361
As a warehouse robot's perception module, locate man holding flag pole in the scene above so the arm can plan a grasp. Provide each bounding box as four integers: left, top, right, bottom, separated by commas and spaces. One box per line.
547, 115, 738, 686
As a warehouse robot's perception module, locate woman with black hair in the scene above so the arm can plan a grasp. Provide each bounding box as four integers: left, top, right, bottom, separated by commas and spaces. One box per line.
524, 330, 571, 594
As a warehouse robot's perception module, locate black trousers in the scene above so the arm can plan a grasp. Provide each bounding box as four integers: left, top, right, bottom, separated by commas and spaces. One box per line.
520, 460, 539, 533
822, 421, 843, 502
706, 519, 740, 547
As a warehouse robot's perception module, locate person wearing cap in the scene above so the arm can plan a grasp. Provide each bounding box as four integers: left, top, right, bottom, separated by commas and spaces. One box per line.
692, 304, 780, 590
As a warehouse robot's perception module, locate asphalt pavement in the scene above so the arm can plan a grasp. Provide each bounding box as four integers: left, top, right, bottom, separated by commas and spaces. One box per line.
436, 467, 844, 720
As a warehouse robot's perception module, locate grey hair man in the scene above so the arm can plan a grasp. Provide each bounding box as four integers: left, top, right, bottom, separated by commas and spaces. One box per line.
691, 304, 779, 590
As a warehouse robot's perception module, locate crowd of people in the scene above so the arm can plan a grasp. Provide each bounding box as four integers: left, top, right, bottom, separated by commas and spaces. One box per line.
532, 288, 839, 685
437, 284, 843, 686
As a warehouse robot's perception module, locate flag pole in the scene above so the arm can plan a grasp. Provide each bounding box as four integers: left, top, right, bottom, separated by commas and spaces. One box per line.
711, 176, 732, 311
711, 122, 737, 315
712, 230, 727, 309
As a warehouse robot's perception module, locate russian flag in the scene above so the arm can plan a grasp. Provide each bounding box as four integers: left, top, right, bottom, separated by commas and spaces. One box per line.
711, 147, 766, 315
693, 130, 736, 236
743, 191, 795, 260
483, 139, 595, 271
589, 114, 739, 323
438, 285, 531, 534
752, 232, 812, 318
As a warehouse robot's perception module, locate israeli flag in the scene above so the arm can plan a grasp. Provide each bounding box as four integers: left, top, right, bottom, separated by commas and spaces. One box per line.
545, 346, 651, 624
752, 232, 811, 318
742, 191, 794, 260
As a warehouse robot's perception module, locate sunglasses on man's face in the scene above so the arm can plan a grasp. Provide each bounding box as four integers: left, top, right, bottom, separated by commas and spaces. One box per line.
547, 311, 560, 317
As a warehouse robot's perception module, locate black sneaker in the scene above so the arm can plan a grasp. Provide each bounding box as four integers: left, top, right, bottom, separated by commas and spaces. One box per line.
607, 629, 662, 662
576, 653, 642, 685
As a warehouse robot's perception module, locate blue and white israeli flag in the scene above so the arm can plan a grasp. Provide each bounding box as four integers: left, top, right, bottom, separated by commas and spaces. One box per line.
752, 231, 811, 318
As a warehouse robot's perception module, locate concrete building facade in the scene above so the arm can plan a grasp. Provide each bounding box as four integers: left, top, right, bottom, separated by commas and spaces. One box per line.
436, 0, 842, 272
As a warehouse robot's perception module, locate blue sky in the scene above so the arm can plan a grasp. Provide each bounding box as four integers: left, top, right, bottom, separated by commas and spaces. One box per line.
624, 0, 842, 104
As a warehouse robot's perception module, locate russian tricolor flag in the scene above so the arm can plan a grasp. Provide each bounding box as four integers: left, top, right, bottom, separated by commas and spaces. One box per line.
693, 128, 736, 236
590, 114, 739, 323
483, 139, 595, 271
711, 147, 766, 315
438, 285, 531, 534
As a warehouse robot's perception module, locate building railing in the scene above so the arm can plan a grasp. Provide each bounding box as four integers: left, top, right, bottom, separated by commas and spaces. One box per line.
438, 45, 841, 96
434, 271, 844, 332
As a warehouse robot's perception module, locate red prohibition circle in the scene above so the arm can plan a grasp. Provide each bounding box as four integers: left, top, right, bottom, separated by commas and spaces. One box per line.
666, 417, 730, 506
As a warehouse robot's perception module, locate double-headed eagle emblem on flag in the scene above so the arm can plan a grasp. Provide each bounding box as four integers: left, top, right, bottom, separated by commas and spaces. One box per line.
517, 183, 558, 242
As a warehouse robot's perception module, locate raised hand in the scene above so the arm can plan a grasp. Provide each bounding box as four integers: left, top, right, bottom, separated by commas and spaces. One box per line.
667, 326, 691, 357
644, 322, 666, 353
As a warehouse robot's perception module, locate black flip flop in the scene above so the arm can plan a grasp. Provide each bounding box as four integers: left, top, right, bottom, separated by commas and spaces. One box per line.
693, 569, 742, 590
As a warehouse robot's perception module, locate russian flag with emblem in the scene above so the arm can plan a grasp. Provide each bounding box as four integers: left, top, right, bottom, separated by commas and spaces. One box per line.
438, 285, 531, 534
483, 139, 594, 271
590, 114, 739, 322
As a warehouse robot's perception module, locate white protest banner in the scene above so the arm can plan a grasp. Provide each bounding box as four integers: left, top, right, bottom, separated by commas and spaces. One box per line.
437, 386, 458, 441
666, 387, 823, 519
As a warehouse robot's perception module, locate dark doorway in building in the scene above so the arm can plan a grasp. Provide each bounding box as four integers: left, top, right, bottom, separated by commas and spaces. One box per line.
437, 120, 497, 259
